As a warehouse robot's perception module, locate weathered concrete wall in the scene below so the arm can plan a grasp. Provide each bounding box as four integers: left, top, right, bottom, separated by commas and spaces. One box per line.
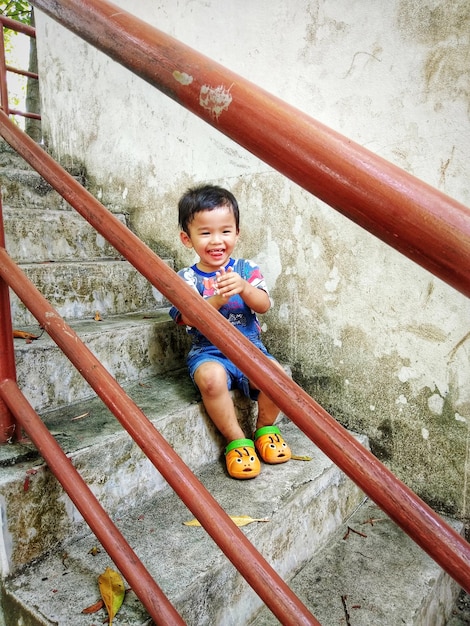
35, 1, 470, 519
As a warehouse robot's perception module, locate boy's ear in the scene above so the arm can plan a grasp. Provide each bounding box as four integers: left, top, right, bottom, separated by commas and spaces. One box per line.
180, 231, 192, 248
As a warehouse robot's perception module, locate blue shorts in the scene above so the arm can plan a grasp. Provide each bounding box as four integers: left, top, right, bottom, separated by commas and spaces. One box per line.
187, 339, 276, 401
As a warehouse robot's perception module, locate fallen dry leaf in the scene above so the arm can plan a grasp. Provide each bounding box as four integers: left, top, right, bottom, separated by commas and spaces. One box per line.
94, 311, 103, 321
82, 598, 104, 614
71, 411, 89, 421
291, 454, 312, 461
82, 588, 131, 616
98, 567, 125, 625
13, 329, 40, 342
184, 515, 269, 528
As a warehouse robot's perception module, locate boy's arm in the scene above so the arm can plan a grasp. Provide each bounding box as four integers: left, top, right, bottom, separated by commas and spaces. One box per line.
169, 269, 201, 326
173, 297, 223, 326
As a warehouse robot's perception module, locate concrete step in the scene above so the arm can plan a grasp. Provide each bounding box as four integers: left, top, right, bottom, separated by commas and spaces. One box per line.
250, 499, 463, 626
0, 139, 88, 212
13, 310, 189, 412
10, 259, 173, 327
2, 413, 367, 626
3, 206, 126, 263
0, 166, 80, 211
0, 370, 202, 575
0, 139, 34, 168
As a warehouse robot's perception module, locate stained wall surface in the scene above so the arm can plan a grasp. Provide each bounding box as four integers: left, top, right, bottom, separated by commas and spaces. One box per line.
35, 1, 470, 518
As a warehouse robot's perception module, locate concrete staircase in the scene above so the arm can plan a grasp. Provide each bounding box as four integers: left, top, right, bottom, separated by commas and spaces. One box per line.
0, 139, 463, 625
0, 141, 187, 415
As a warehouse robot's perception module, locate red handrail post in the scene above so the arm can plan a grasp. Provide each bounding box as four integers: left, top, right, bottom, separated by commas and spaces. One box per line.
0, 22, 10, 115
0, 192, 18, 442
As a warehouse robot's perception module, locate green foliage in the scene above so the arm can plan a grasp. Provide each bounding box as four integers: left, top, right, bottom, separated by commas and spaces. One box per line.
1, 1, 32, 52
1, 1, 32, 25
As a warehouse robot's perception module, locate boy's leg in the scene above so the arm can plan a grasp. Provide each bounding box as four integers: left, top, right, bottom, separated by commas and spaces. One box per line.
254, 359, 285, 430
256, 391, 281, 430
193, 361, 245, 442
252, 360, 291, 464
194, 361, 260, 479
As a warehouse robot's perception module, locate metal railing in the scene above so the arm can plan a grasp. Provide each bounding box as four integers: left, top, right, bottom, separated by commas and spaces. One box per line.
1, 0, 470, 623
0, 14, 40, 121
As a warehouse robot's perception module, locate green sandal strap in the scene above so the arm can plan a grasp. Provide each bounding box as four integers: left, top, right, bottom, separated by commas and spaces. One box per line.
225, 438, 255, 455
254, 426, 281, 440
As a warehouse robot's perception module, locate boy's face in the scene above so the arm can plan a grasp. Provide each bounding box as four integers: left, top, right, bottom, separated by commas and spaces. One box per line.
180, 205, 239, 273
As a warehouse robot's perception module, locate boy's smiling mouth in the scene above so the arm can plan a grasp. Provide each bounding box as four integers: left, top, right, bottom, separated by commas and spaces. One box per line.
209, 248, 225, 258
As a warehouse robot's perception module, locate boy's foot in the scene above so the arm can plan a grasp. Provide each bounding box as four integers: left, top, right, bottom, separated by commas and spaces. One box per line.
254, 426, 291, 464
225, 439, 260, 479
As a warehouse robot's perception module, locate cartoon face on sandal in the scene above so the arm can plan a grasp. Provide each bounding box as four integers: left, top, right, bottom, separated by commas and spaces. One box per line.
225, 443, 260, 479
255, 427, 292, 464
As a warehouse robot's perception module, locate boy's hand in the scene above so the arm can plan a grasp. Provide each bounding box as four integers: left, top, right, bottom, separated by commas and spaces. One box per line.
215, 267, 245, 298
208, 266, 270, 314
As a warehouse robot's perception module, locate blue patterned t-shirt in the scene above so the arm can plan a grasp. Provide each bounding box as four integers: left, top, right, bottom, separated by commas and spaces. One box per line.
169, 258, 268, 347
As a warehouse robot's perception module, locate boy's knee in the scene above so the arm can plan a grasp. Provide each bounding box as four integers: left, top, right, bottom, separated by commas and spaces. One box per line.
194, 362, 228, 395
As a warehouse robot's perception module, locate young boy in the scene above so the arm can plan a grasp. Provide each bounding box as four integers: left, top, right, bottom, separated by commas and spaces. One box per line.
169, 184, 291, 479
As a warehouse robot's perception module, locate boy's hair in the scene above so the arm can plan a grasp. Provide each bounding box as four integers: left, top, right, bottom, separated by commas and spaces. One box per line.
178, 184, 240, 235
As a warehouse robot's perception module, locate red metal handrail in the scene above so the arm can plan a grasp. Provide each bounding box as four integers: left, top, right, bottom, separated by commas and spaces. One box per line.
1, 111, 469, 602
30, 0, 470, 298
0, 15, 40, 120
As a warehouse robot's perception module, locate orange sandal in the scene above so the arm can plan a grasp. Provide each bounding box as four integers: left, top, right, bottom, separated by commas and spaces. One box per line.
225, 439, 260, 479
254, 426, 291, 464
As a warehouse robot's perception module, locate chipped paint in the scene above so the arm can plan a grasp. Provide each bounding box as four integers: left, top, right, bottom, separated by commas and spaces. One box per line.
199, 83, 233, 119
172, 70, 193, 86
398, 366, 416, 383
325, 267, 340, 292
428, 394, 444, 415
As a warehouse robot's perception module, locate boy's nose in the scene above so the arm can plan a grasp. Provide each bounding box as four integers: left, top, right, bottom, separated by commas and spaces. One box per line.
210, 232, 222, 244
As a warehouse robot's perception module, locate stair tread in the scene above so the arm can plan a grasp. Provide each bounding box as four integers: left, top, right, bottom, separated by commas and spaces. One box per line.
13, 310, 174, 347
13, 310, 189, 413
16, 259, 150, 268
250, 499, 463, 626
0, 368, 196, 473
0, 169, 76, 210
4, 420, 366, 626
2, 205, 125, 216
